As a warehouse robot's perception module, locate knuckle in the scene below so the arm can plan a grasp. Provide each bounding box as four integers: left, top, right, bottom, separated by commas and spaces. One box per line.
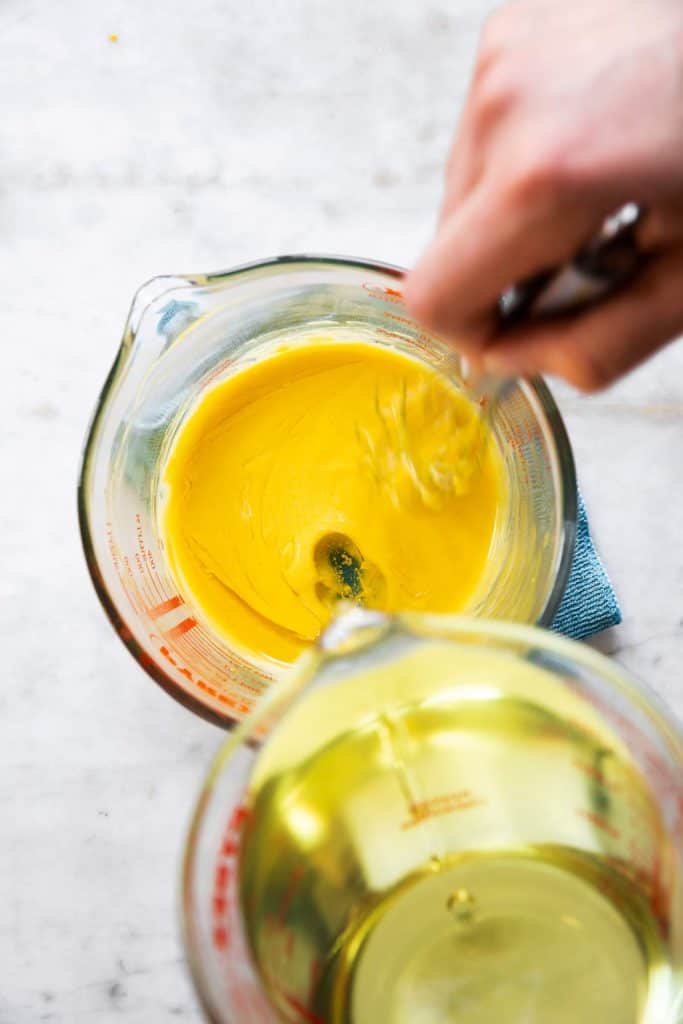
508, 144, 576, 208
574, 364, 612, 393
554, 347, 613, 392
473, 8, 533, 133
472, 64, 517, 128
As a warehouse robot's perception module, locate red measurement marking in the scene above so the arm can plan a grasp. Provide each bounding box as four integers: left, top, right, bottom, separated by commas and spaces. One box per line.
106, 522, 120, 574
270, 983, 325, 1024
230, 806, 250, 831
209, 801, 275, 1023
152, 630, 255, 712
221, 836, 239, 857
167, 616, 197, 641
573, 758, 620, 790
598, 856, 670, 938
361, 283, 404, 306
384, 310, 414, 328
148, 595, 184, 619
150, 635, 257, 717
123, 569, 147, 609
577, 809, 621, 840
238, 679, 264, 695
216, 690, 236, 707
401, 790, 484, 830
215, 863, 231, 891
134, 514, 164, 601
376, 327, 409, 344
198, 680, 250, 715
210, 804, 250, 953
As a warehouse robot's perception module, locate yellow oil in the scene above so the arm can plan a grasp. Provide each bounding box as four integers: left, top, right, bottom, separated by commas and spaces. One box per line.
238, 643, 679, 1023
330, 850, 663, 1024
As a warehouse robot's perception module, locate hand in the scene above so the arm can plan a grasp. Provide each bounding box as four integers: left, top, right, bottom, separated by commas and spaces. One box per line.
403, 0, 683, 390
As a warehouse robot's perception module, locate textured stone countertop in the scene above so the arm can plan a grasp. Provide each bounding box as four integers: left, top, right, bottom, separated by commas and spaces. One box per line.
1, 1, 681, 1021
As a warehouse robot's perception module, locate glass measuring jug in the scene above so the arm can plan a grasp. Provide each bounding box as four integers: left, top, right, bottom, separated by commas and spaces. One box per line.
183, 611, 683, 1024
79, 256, 577, 727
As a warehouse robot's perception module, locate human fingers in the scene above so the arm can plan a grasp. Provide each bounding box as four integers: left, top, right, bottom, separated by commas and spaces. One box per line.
480, 246, 683, 390
404, 173, 609, 348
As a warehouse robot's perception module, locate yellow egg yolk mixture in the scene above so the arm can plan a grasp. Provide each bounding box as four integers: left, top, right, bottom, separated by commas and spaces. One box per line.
161, 339, 505, 663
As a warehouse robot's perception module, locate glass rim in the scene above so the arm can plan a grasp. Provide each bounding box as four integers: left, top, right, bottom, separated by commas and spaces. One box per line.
78, 253, 577, 728
180, 610, 683, 1024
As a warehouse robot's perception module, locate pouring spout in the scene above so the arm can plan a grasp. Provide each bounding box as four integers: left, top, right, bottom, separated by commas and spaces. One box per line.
318, 605, 392, 657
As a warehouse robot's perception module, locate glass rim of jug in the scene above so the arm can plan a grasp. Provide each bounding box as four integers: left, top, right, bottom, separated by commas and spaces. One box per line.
180, 609, 683, 1024
78, 254, 577, 727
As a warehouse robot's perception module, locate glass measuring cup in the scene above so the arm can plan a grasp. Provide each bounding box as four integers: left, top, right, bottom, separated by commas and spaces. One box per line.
78, 256, 577, 728
182, 611, 683, 1024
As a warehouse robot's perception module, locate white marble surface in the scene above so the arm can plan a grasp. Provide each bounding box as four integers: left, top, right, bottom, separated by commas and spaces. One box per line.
0, 1, 681, 1021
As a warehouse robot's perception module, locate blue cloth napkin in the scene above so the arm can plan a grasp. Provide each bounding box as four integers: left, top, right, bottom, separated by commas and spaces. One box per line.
550, 492, 621, 640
